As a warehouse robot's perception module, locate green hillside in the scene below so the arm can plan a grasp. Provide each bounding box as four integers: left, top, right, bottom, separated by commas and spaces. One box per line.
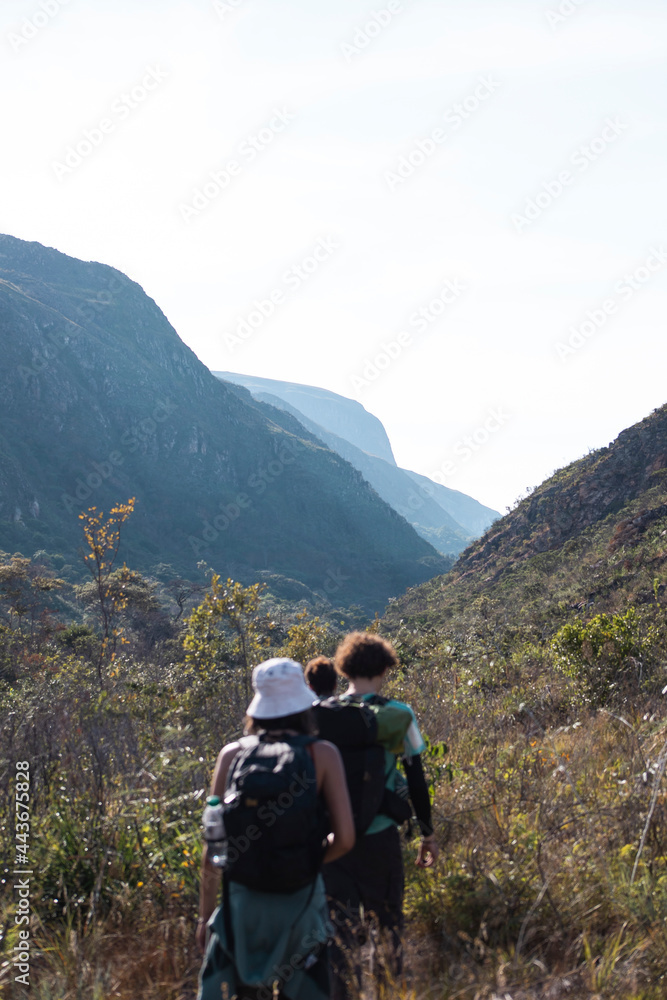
3, 233, 667, 998
386, 403, 667, 652
0, 234, 447, 611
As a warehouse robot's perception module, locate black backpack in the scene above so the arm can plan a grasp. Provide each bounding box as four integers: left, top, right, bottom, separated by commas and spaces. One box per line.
313, 696, 389, 836
222, 733, 326, 893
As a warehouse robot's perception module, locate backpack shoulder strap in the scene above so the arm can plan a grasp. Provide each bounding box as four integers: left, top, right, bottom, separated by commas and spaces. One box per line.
226, 735, 258, 788
237, 735, 260, 749
337, 692, 389, 708
363, 693, 389, 707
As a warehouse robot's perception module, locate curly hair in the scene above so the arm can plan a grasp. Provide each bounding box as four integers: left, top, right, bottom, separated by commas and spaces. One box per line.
334, 631, 398, 680
304, 656, 337, 698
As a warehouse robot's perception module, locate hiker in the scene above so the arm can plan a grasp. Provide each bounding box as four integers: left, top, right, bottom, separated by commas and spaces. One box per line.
305, 655, 337, 700
321, 632, 439, 1000
196, 657, 355, 1000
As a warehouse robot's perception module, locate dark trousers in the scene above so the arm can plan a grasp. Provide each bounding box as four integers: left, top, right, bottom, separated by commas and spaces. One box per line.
323, 825, 405, 1000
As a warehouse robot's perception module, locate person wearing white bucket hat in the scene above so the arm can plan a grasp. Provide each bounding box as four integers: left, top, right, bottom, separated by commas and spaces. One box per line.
197, 658, 355, 1000
246, 657, 318, 718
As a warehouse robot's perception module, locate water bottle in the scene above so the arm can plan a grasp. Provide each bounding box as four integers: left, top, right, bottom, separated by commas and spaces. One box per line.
202, 795, 227, 868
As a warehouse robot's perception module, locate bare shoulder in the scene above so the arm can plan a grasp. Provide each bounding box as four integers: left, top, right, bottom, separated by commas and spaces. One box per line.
218, 740, 242, 765
211, 741, 243, 797
311, 739, 342, 767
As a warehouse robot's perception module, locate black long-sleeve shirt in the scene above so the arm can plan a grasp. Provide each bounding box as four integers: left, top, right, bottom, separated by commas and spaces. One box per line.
402, 754, 433, 837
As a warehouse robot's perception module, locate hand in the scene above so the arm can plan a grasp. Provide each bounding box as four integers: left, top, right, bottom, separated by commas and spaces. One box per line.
416, 836, 439, 868
196, 917, 208, 953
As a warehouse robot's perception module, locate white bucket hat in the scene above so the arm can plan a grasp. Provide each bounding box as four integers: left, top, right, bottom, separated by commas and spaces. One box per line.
246, 658, 314, 719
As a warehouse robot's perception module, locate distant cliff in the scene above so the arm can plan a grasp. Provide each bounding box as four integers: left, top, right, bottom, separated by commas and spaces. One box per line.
215, 372, 397, 464
0, 234, 447, 610
216, 372, 499, 556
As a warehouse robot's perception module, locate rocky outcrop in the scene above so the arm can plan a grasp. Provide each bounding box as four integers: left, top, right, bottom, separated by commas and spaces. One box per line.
453, 405, 667, 582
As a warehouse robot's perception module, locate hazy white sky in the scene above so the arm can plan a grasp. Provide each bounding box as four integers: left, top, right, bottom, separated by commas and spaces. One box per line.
3, 0, 667, 511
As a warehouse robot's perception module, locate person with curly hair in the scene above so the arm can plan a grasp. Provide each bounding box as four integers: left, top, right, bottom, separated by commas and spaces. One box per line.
305, 655, 337, 700
323, 632, 439, 1000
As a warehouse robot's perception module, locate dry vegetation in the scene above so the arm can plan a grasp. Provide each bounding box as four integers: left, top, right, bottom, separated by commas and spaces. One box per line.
394, 666, 667, 999
2, 490, 667, 998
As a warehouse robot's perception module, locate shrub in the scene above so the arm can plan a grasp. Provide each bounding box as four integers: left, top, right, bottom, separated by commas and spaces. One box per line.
551, 609, 649, 706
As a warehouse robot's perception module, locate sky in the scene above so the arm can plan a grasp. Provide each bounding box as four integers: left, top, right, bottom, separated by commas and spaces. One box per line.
2, 0, 667, 513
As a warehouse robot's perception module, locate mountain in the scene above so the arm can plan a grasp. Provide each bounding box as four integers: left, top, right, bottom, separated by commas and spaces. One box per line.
214, 372, 397, 463
383, 402, 667, 635
403, 469, 499, 538
0, 234, 448, 611
215, 371, 499, 556
234, 386, 473, 555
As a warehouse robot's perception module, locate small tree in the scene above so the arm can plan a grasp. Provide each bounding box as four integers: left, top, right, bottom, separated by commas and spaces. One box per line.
0, 553, 64, 635
165, 575, 204, 622
183, 576, 267, 702
77, 564, 172, 655
551, 608, 649, 705
78, 498, 136, 681
280, 610, 334, 664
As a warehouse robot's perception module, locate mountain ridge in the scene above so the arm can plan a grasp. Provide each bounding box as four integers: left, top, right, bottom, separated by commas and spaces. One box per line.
383, 401, 667, 632
0, 234, 447, 611
215, 370, 499, 556
249, 388, 472, 552
214, 370, 397, 464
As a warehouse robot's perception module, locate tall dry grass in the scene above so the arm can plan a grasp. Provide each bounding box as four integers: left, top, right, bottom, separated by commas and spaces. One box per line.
2, 600, 667, 998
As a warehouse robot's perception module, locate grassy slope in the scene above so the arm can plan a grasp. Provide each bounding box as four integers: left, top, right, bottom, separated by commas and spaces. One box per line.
375, 404, 667, 998
385, 403, 667, 646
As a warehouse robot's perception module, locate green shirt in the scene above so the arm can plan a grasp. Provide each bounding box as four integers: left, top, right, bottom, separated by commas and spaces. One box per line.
358, 695, 426, 837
